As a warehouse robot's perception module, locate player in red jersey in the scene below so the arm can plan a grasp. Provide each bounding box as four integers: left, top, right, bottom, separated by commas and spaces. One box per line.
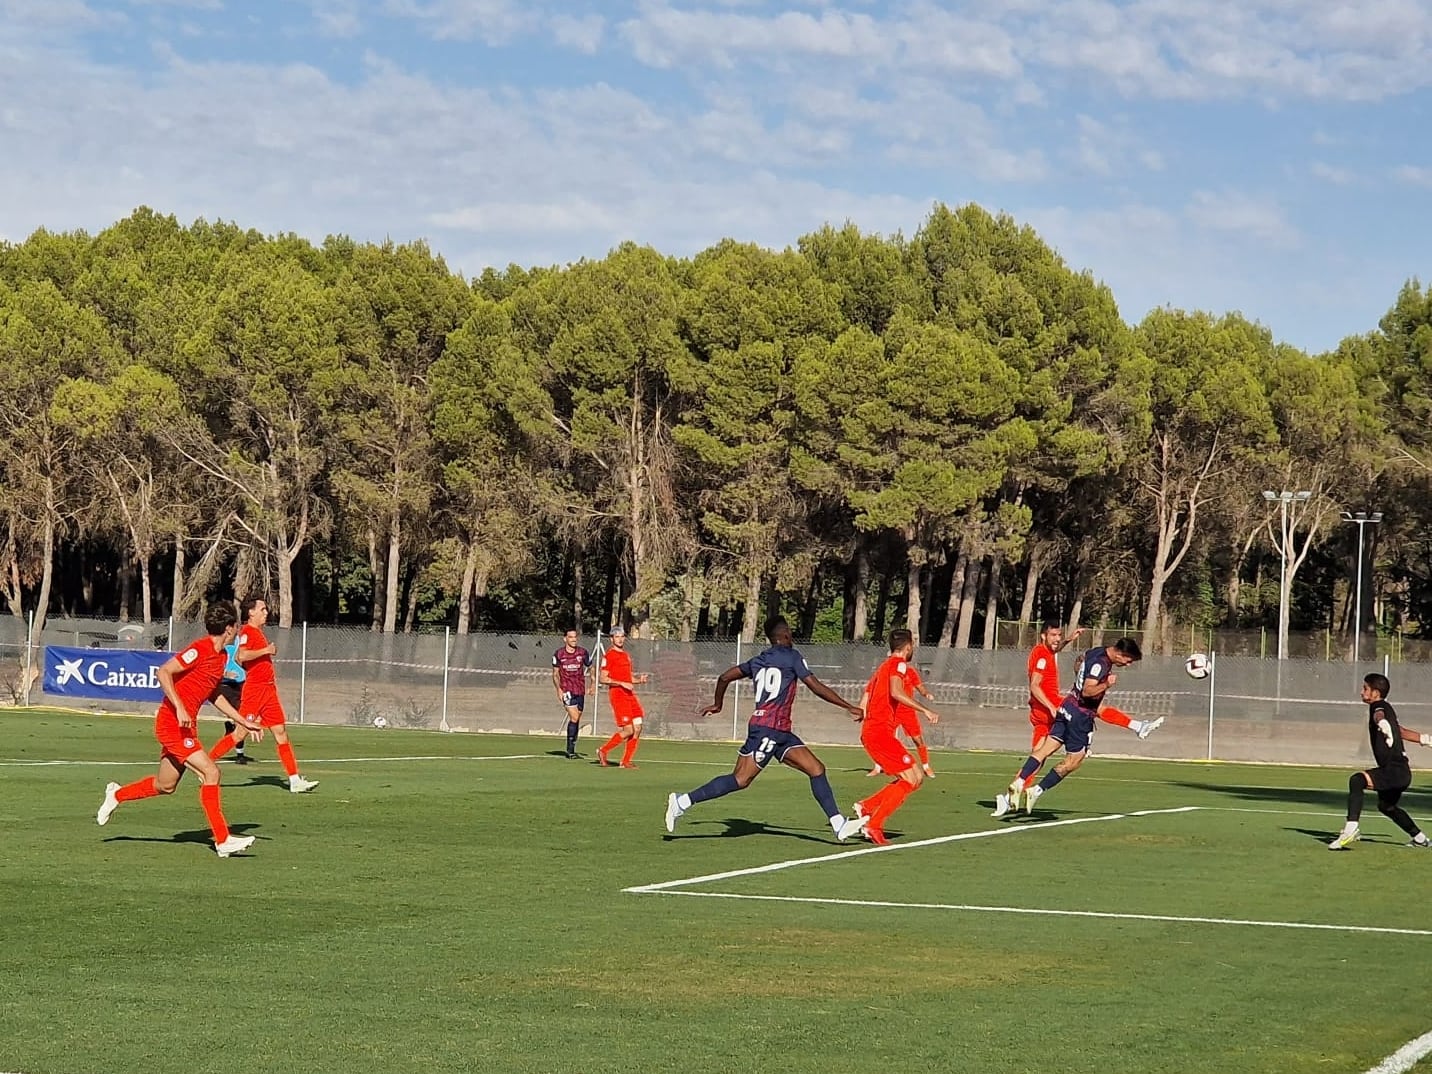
595, 626, 647, 768
853, 630, 942, 845
552, 628, 595, 759
1026, 622, 1082, 752
95, 602, 264, 857
209, 596, 317, 792
866, 664, 939, 779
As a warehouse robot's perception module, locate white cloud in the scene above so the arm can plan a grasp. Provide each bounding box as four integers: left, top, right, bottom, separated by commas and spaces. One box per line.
1310, 161, 1355, 185
1185, 189, 1299, 247
309, 0, 362, 38
383, 0, 538, 44
1392, 164, 1432, 187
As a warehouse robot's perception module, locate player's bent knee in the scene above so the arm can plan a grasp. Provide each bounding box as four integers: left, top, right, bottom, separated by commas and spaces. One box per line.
1350, 773, 1367, 792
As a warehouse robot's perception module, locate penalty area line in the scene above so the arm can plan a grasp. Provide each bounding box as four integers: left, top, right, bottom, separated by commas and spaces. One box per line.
636, 890, 1432, 938
626, 806, 1201, 893
1366, 1029, 1432, 1074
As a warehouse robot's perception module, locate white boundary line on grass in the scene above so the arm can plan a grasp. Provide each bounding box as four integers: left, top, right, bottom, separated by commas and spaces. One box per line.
639, 889, 1432, 938
0, 754, 541, 767
629, 805, 1432, 938
1366, 1030, 1432, 1073
625, 806, 1200, 893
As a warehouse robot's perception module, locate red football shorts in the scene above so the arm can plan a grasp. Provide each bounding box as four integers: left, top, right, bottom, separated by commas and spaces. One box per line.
862, 721, 914, 776
240, 690, 288, 728
610, 693, 644, 727
1029, 707, 1054, 749
897, 710, 921, 739
155, 714, 205, 766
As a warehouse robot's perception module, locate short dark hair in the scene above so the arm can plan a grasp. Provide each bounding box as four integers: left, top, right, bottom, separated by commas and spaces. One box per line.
1112, 637, 1142, 660
240, 595, 267, 622
764, 615, 790, 642
1039, 622, 1062, 635
204, 602, 238, 635
888, 628, 914, 652
1365, 673, 1391, 699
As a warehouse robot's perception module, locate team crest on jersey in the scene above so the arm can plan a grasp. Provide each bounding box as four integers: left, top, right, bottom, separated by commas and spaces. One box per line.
180, 648, 199, 665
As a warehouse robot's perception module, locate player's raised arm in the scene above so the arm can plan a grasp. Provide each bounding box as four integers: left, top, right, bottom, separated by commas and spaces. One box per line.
802, 673, 865, 720
700, 665, 748, 718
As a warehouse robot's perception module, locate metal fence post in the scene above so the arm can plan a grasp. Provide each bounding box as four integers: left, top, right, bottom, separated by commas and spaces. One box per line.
23, 609, 34, 707
298, 622, 308, 725
440, 626, 451, 732
732, 636, 743, 741
1205, 651, 1217, 761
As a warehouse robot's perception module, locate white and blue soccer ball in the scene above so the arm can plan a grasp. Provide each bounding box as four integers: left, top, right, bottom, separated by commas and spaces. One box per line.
372, 715, 389, 729
1184, 652, 1211, 680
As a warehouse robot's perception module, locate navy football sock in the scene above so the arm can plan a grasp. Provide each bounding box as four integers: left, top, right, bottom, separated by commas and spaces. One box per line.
566, 720, 579, 752
1038, 769, 1065, 791
688, 773, 742, 804
809, 773, 840, 820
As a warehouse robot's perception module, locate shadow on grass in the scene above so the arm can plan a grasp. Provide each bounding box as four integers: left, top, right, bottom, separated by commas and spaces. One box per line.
238, 775, 291, 790
1169, 781, 1350, 810
1287, 825, 1407, 847
662, 817, 838, 844
103, 822, 262, 846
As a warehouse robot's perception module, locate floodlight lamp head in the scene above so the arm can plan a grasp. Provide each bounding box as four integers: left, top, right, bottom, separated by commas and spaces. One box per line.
1262, 491, 1278, 502
1294, 491, 1312, 501
1342, 511, 1356, 522
1371, 512, 1384, 523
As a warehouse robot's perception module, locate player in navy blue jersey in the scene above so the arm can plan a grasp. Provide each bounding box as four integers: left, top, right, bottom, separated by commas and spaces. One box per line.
992, 637, 1160, 816
664, 616, 868, 841
1329, 673, 1432, 850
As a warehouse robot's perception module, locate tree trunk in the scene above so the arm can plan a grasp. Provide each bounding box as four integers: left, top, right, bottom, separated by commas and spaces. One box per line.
905, 554, 924, 646
457, 538, 479, 635
938, 551, 968, 649
918, 559, 935, 643
139, 553, 153, 625
402, 566, 420, 633
680, 568, 702, 642
954, 559, 981, 649
119, 559, 133, 622
871, 568, 892, 641
1018, 550, 1041, 628
740, 565, 762, 643
848, 539, 870, 641
33, 509, 55, 634
573, 557, 585, 635
171, 537, 186, 623
800, 568, 821, 641
982, 554, 1003, 650
367, 527, 384, 632
383, 513, 401, 634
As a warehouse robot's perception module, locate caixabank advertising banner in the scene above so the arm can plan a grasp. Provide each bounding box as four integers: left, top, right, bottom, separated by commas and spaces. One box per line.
43, 646, 172, 702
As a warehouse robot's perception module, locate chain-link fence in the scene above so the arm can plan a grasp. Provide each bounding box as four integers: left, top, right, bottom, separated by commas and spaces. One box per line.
6, 616, 1427, 770
993, 619, 1426, 661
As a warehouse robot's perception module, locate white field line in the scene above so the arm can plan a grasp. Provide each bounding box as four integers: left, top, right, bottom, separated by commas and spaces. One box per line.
641, 890, 1432, 938
625, 806, 1200, 893
1366, 1029, 1432, 1073
0, 754, 541, 767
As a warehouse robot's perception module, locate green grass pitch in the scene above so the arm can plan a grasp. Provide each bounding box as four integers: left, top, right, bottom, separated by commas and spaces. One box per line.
3, 709, 1432, 1074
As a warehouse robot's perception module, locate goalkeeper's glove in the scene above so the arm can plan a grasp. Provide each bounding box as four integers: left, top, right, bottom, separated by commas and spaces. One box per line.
1379, 719, 1396, 747
1420, 733, 1432, 748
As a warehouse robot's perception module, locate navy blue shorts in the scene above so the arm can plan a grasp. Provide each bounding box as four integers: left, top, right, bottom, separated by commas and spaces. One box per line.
1049, 706, 1096, 754
738, 726, 807, 769
561, 692, 585, 713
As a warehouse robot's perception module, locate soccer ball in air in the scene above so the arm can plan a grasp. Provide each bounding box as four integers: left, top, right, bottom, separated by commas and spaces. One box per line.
372, 716, 389, 729
1184, 652, 1211, 680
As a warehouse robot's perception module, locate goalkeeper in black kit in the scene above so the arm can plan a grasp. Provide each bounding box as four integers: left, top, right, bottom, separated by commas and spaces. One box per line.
1330, 673, 1432, 850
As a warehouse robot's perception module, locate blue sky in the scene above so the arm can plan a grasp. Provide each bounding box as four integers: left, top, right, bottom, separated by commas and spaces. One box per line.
2, 0, 1430, 352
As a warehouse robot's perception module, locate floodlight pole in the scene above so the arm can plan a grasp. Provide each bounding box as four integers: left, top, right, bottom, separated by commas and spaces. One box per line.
1342, 510, 1383, 663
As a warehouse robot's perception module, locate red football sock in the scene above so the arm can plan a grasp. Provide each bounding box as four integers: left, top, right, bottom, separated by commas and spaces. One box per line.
1100, 706, 1133, 729
209, 734, 237, 761
599, 733, 623, 754
621, 737, 640, 765
858, 780, 902, 820
917, 743, 930, 766
199, 784, 230, 843
869, 780, 916, 828
276, 741, 298, 777
116, 776, 160, 803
